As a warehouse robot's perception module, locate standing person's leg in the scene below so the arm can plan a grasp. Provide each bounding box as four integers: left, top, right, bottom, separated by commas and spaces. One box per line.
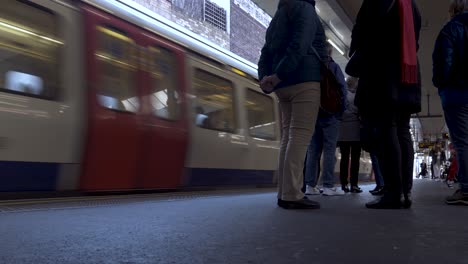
370, 153, 384, 188
444, 104, 468, 205
275, 91, 292, 201
397, 111, 414, 208
350, 141, 362, 192
339, 142, 351, 192
366, 111, 402, 209
321, 117, 344, 195
434, 163, 441, 179
304, 121, 324, 194
431, 163, 434, 179
280, 82, 321, 208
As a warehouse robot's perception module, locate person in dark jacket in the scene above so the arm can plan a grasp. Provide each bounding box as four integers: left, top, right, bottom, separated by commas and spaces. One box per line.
349, 0, 421, 209
304, 43, 347, 196
433, 0, 468, 205
258, 0, 326, 209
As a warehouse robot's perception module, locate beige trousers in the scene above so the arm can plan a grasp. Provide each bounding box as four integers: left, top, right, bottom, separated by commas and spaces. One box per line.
275, 82, 321, 201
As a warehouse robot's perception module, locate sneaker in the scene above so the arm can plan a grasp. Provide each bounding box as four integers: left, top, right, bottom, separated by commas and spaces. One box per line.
322, 187, 345, 196
369, 186, 380, 193
305, 185, 321, 195
446, 190, 468, 205
370, 186, 384, 195
351, 186, 363, 193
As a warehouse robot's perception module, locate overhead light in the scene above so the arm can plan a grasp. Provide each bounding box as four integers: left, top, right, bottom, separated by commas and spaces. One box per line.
327, 39, 344, 56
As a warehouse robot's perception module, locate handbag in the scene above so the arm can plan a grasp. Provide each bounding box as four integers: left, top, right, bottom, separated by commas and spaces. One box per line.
345, 51, 363, 78
311, 47, 344, 114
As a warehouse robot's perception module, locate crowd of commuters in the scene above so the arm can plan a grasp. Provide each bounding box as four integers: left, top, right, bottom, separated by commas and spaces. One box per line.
258, 0, 468, 209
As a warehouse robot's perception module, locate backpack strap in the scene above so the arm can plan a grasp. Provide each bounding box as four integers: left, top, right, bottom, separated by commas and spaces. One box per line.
310, 46, 329, 69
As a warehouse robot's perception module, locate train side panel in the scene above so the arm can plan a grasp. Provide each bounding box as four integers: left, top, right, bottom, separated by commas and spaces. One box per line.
184, 56, 279, 186
0, 0, 85, 192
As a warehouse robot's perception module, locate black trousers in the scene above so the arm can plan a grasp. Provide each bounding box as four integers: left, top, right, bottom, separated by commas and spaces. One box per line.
363, 110, 414, 197
339, 141, 361, 186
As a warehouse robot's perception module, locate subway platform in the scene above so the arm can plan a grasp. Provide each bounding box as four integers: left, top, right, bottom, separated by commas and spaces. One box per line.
1, 179, 467, 264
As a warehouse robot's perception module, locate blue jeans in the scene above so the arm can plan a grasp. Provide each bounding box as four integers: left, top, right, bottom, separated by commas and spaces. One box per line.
444, 104, 468, 192
304, 116, 339, 188
370, 152, 384, 187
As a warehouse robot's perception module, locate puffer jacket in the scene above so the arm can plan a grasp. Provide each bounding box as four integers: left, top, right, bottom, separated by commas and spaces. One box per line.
433, 12, 468, 106
258, 0, 326, 91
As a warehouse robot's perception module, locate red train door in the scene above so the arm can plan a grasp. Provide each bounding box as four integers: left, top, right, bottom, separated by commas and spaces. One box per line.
81, 6, 142, 190
136, 33, 189, 189
80, 5, 189, 191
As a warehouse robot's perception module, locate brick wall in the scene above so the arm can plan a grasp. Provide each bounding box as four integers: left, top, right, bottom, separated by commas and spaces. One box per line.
129, 0, 269, 63
233, 0, 271, 28
130, 0, 230, 49
230, 2, 267, 64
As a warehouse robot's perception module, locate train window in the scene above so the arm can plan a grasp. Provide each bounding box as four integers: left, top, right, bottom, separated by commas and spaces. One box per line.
95, 26, 138, 113
148, 46, 180, 120
193, 69, 236, 132
245, 89, 276, 140
0, 0, 62, 99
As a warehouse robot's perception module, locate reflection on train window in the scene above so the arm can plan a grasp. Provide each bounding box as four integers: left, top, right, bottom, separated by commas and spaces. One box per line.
5, 71, 43, 95
0, 0, 62, 99
96, 26, 138, 113
246, 89, 276, 140
148, 46, 179, 120
193, 69, 235, 132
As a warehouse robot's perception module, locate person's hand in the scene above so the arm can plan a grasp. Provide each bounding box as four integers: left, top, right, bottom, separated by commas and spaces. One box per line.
260, 74, 281, 93
260, 77, 274, 93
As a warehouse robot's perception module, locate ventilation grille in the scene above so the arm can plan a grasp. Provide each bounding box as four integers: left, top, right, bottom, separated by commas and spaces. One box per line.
204, 1, 227, 31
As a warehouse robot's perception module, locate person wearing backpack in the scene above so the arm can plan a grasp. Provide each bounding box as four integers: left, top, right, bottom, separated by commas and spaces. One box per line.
348, 0, 421, 209
304, 43, 347, 196
258, 0, 326, 209
433, 0, 468, 205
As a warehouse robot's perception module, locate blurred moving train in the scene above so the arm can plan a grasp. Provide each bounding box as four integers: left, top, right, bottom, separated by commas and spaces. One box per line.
0, 0, 370, 193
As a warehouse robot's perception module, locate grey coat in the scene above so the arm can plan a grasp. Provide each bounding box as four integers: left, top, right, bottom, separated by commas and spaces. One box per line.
338, 90, 360, 142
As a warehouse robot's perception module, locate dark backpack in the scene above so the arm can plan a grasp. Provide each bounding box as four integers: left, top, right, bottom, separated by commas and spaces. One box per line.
311, 48, 344, 114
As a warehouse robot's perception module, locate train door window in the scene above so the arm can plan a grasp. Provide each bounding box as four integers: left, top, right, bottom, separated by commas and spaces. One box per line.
148, 46, 179, 120
193, 69, 235, 133
0, 0, 62, 99
245, 89, 276, 140
95, 26, 138, 113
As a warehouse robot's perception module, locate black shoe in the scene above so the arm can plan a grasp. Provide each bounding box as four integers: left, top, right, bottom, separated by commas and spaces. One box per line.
366, 195, 402, 209
351, 186, 363, 193
277, 199, 285, 207
278, 197, 320, 209
369, 186, 380, 193
342, 185, 350, 193
446, 189, 468, 205
370, 186, 385, 196
402, 193, 412, 209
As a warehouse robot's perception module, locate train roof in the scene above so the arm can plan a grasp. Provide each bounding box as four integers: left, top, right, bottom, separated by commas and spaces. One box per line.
81, 0, 259, 80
